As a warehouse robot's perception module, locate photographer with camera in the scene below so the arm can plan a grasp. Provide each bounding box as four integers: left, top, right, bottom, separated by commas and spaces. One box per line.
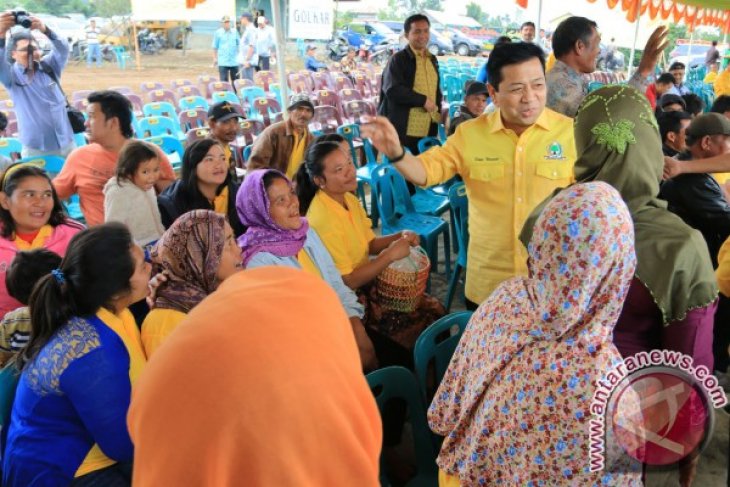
0, 11, 76, 158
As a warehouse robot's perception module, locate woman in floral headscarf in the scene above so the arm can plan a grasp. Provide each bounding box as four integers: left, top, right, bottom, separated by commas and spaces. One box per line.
141, 210, 243, 356
521, 85, 718, 370
430, 182, 641, 486
520, 86, 718, 484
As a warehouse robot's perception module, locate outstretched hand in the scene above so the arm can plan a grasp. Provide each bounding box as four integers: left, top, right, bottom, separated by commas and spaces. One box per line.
359, 116, 402, 159
637, 26, 669, 76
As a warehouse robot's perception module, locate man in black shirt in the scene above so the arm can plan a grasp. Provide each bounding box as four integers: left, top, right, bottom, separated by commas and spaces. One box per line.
660, 112, 730, 266
657, 110, 692, 157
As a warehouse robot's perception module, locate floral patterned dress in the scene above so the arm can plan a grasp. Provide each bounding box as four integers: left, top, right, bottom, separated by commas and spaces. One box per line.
428, 182, 643, 486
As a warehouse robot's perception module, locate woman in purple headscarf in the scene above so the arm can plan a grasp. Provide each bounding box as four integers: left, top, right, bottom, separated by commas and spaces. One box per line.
236, 168, 377, 370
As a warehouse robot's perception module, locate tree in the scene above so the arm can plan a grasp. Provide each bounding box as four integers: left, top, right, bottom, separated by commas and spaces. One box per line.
465, 2, 485, 25
94, 0, 132, 17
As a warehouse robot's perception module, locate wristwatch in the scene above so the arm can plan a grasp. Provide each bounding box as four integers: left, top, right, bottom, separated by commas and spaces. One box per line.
390, 147, 406, 163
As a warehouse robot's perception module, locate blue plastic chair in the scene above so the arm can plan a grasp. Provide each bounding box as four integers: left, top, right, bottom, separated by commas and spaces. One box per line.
137, 116, 178, 138
239, 86, 267, 117
0, 363, 20, 459
211, 91, 241, 107
587, 81, 605, 93
371, 164, 450, 278
112, 46, 127, 69
444, 74, 463, 104
414, 311, 472, 402
0, 137, 22, 160
365, 366, 438, 487
179, 95, 209, 112
143, 101, 177, 119
17, 155, 65, 177
73, 132, 87, 147
64, 194, 85, 223
337, 123, 379, 225
143, 135, 185, 169
445, 183, 468, 312
268, 83, 283, 108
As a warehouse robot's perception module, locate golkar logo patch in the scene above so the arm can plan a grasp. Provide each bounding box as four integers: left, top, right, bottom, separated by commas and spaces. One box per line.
545, 141, 566, 160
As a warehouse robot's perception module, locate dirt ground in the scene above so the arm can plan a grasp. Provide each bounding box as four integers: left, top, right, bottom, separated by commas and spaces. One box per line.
0, 47, 308, 99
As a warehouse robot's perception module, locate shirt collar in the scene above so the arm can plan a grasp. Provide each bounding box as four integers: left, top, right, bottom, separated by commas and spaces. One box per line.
489, 107, 551, 134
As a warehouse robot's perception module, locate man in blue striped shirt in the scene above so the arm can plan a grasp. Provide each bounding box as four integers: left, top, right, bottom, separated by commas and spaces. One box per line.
212, 15, 239, 89
0, 13, 75, 158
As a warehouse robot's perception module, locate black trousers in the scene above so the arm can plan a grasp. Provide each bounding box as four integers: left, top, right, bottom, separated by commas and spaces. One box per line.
258, 56, 270, 71
218, 66, 238, 87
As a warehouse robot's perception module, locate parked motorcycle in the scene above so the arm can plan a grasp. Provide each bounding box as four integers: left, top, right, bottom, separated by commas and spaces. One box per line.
327, 38, 349, 61
138, 29, 164, 55
370, 41, 398, 66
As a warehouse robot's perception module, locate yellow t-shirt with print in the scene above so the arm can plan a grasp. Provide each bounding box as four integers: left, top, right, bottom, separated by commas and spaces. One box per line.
418, 108, 576, 303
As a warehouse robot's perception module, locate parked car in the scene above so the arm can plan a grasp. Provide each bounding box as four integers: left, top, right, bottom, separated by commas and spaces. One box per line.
428, 31, 453, 56
338, 21, 399, 49
444, 28, 482, 56
669, 43, 712, 68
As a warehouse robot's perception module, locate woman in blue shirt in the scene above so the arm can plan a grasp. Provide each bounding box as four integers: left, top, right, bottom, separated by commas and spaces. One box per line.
3, 223, 151, 486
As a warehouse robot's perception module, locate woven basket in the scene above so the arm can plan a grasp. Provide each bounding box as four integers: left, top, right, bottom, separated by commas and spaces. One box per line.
376, 246, 430, 313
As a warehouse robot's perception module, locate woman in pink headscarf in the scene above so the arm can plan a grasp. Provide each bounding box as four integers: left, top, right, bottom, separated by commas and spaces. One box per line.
429, 182, 642, 486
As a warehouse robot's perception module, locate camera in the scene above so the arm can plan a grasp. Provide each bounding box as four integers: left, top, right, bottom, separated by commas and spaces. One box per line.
11, 10, 32, 29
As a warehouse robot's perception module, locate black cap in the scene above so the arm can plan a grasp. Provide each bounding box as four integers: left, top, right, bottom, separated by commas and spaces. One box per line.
659, 94, 686, 110
465, 81, 488, 97
208, 101, 243, 122
686, 112, 730, 139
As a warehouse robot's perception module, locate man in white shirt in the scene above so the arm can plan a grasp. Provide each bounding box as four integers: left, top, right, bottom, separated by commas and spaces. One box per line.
254, 16, 276, 71
238, 12, 257, 81
85, 19, 101, 68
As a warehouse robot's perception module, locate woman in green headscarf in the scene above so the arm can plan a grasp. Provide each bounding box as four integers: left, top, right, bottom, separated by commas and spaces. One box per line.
521, 85, 717, 370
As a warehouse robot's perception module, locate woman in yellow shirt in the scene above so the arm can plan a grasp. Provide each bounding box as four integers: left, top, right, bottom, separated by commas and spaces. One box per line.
295, 136, 445, 352
141, 210, 243, 357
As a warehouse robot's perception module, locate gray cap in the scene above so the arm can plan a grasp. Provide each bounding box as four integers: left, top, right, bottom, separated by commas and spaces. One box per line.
288, 93, 315, 112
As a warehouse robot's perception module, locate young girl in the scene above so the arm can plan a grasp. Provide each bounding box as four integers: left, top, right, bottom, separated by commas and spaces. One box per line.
104, 140, 165, 247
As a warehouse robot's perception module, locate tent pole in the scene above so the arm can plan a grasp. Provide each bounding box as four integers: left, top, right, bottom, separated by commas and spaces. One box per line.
627, 1, 642, 77
688, 17, 695, 71
271, 0, 289, 119
535, 0, 543, 45
131, 18, 141, 71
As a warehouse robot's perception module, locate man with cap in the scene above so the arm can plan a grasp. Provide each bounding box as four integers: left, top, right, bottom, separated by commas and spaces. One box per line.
238, 12, 256, 81
208, 101, 244, 174
658, 93, 687, 113
213, 15, 240, 87
248, 93, 315, 178
448, 81, 487, 135
254, 16, 276, 71
660, 112, 730, 265
666, 61, 692, 96
304, 45, 328, 72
